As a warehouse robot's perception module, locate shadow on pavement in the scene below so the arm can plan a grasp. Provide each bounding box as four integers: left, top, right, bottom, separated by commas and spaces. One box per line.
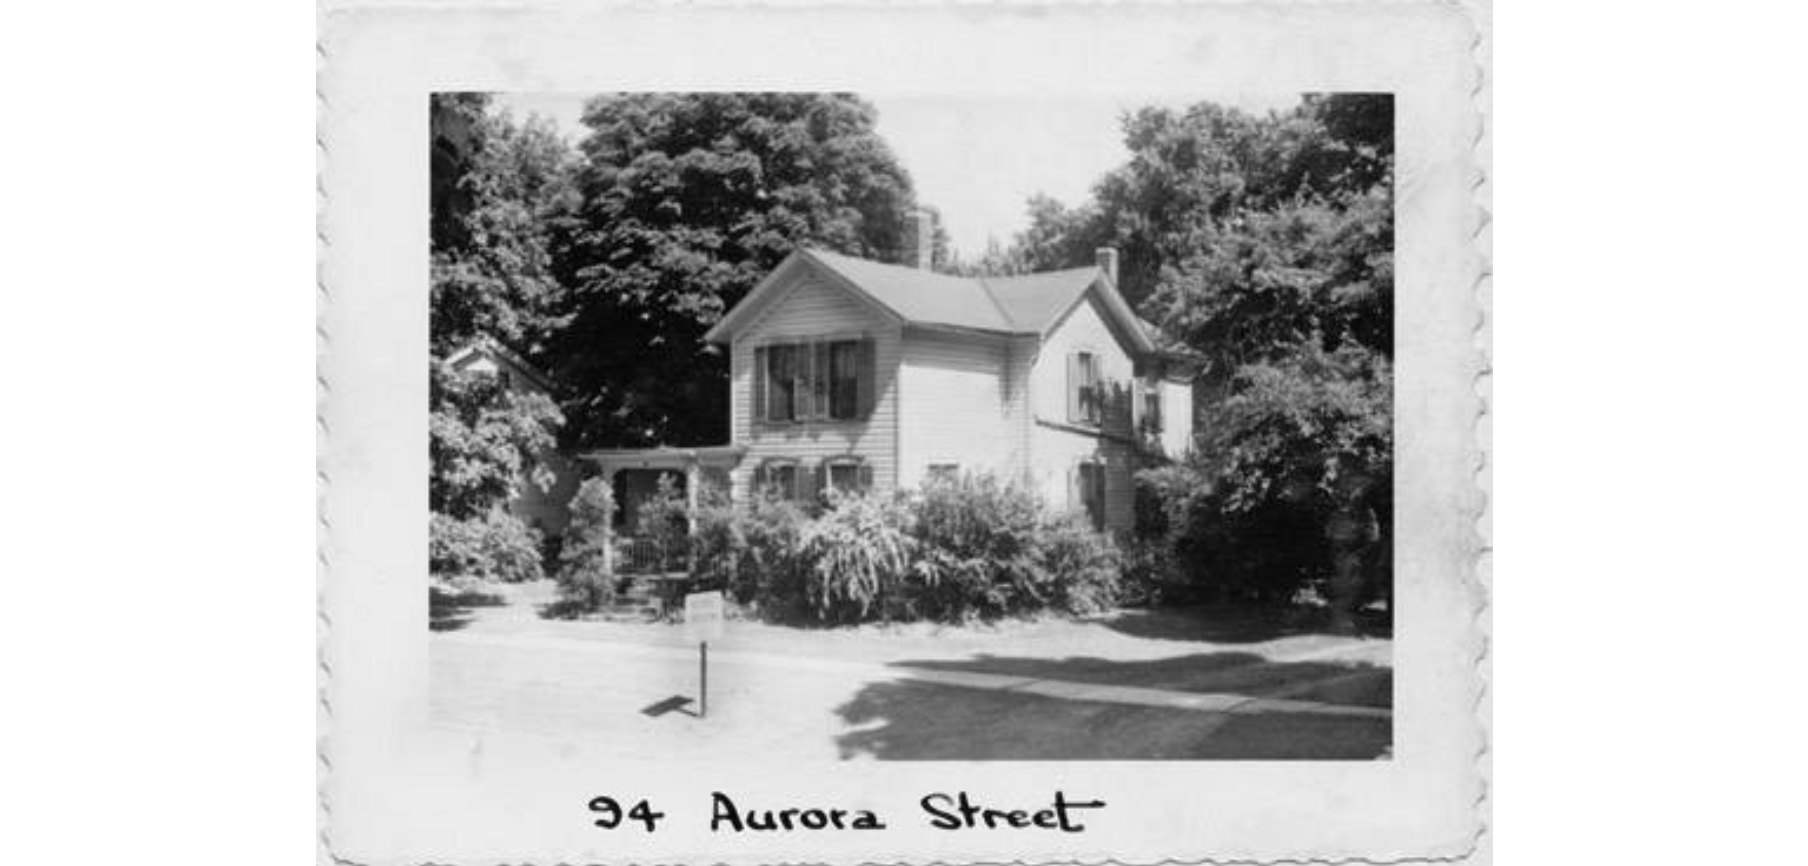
835, 651, 1391, 761
1097, 605, 1393, 644
641, 695, 698, 718
429, 586, 506, 632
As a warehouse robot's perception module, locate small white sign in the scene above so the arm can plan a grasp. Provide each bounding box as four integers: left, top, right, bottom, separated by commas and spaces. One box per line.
682, 590, 725, 642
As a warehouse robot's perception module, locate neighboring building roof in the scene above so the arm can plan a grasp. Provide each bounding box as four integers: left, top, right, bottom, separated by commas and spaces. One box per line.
703, 248, 1157, 356
445, 337, 557, 392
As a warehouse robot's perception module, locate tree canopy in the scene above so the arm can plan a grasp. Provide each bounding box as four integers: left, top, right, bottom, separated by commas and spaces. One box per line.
427, 93, 572, 581
977, 94, 1396, 609
549, 93, 924, 449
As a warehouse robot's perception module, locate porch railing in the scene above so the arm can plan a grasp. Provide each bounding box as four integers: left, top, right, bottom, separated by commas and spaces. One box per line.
615, 535, 687, 576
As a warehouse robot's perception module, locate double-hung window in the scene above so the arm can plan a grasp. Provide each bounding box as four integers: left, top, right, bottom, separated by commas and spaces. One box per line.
759, 338, 867, 423
756, 459, 801, 501
1069, 351, 1103, 426
823, 457, 872, 495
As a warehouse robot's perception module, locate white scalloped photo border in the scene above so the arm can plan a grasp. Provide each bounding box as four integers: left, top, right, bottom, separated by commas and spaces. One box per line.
316, 3, 1492, 863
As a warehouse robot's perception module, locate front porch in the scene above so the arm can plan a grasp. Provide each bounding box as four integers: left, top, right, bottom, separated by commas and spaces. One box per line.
579, 445, 745, 610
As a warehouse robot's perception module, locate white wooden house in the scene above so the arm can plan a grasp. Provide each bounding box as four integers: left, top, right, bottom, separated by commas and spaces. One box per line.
592, 221, 1199, 534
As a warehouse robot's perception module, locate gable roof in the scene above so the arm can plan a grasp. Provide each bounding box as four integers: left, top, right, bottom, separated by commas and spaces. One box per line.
806, 249, 1017, 333
445, 337, 557, 392
703, 248, 1156, 355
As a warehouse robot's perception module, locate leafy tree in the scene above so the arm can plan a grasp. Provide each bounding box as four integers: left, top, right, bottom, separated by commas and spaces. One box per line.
1144, 185, 1394, 376
989, 94, 1395, 619
428, 360, 562, 520
550, 93, 923, 449
427, 94, 573, 581
430, 95, 577, 357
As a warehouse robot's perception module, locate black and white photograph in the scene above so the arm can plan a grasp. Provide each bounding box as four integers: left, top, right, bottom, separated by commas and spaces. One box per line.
314, 4, 1487, 863
426, 91, 1397, 761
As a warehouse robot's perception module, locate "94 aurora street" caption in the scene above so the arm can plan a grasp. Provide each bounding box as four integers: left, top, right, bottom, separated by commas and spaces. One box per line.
589, 792, 1107, 833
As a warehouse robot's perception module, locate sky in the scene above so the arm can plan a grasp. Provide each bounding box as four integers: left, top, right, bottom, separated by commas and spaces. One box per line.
491, 92, 1300, 259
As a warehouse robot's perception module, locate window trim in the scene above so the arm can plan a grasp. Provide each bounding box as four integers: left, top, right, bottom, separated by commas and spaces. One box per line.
757, 335, 871, 426
1072, 349, 1104, 427
822, 456, 871, 495
756, 457, 802, 501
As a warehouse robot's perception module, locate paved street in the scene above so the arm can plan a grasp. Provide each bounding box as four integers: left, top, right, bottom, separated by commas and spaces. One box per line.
430, 581, 1392, 760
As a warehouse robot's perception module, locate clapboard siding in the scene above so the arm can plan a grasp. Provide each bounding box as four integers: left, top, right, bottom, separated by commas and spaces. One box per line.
728, 275, 901, 497
1026, 292, 1139, 532
1003, 335, 1038, 480
1029, 426, 1136, 532
896, 328, 1014, 487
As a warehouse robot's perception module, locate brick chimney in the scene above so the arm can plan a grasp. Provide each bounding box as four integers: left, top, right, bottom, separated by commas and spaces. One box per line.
1096, 247, 1119, 286
912, 209, 935, 270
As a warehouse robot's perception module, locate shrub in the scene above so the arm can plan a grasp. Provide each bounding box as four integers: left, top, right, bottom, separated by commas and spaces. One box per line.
685, 471, 1135, 624
908, 473, 1047, 619
691, 490, 810, 612
796, 492, 915, 622
633, 472, 691, 555
1036, 514, 1124, 614
555, 477, 616, 609
429, 507, 545, 583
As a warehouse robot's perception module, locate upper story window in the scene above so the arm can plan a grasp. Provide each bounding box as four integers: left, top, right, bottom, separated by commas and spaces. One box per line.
1068, 351, 1104, 426
1141, 386, 1162, 435
756, 338, 871, 424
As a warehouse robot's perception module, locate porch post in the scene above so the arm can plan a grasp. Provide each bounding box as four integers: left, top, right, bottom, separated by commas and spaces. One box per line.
685, 459, 701, 576
600, 465, 616, 577
685, 459, 701, 533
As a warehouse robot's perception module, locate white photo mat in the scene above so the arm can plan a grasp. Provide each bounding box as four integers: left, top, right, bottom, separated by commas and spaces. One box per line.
317, 1, 1492, 863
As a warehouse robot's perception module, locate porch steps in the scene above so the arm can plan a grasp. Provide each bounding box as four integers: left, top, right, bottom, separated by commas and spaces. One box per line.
597, 572, 691, 621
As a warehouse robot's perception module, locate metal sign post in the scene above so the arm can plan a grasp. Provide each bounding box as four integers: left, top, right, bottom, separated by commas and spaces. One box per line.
683, 591, 725, 718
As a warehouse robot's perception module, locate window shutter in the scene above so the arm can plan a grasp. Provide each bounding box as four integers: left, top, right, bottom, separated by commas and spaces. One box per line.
813, 342, 832, 420
799, 463, 820, 504
1093, 463, 1108, 530
1067, 353, 1082, 423
857, 462, 873, 492
752, 346, 768, 425
856, 338, 877, 419
795, 342, 814, 420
